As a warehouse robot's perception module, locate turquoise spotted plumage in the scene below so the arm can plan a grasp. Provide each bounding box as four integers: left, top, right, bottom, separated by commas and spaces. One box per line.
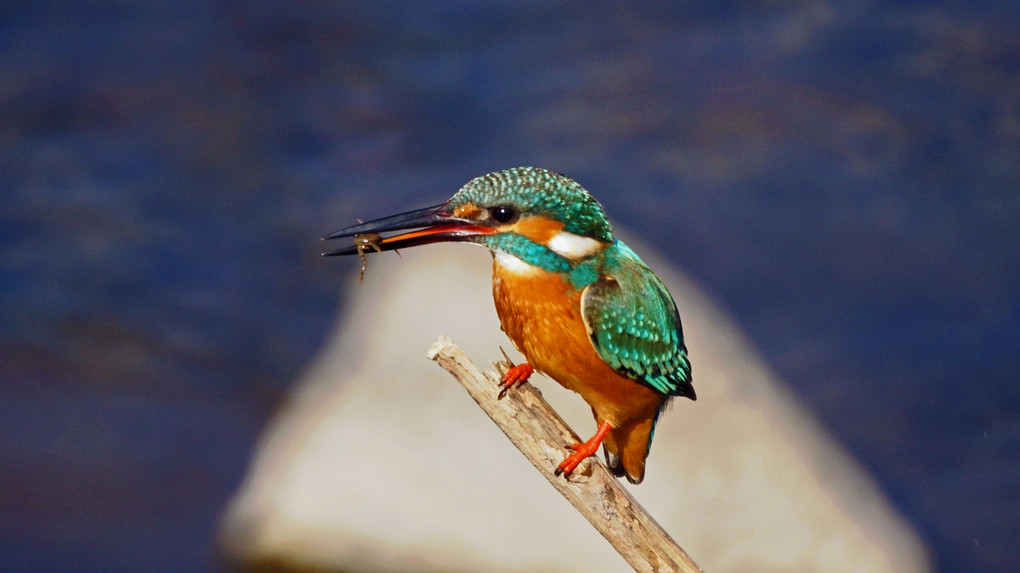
581, 240, 693, 399
452, 167, 614, 242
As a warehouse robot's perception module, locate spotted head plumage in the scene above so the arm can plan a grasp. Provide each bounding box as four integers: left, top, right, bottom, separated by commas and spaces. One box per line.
450, 167, 614, 243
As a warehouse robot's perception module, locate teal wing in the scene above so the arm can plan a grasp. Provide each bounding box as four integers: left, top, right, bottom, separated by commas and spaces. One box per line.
580, 247, 695, 400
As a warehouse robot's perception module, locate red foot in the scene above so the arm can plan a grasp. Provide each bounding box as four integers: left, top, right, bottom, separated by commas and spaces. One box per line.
498, 362, 534, 399
555, 421, 613, 478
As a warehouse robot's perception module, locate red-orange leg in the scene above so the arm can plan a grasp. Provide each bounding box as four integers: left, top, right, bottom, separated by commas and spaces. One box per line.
498, 362, 533, 400
555, 421, 613, 478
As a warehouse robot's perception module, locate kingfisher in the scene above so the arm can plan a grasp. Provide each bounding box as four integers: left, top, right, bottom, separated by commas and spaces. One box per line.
323, 167, 694, 484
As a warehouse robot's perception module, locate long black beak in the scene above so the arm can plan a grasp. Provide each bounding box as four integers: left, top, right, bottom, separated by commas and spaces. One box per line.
321, 202, 494, 256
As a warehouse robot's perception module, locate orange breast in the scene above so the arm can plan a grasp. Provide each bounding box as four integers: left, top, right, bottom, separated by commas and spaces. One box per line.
490, 258, 663, 429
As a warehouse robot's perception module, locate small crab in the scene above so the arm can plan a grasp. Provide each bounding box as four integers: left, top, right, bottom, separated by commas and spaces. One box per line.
353, 232, 383, 284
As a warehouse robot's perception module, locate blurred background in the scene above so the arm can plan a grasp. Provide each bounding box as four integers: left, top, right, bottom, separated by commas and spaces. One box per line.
1, 1, 1017, 572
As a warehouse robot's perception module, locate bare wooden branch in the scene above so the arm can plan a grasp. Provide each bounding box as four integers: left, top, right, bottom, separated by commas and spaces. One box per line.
427, 336, 703, 573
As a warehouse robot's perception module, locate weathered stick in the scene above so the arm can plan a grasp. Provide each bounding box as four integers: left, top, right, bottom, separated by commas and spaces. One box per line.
426, 336, 702, 573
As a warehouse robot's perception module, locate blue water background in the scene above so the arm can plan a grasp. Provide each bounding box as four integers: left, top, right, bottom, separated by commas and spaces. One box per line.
1, 2, 1018, 571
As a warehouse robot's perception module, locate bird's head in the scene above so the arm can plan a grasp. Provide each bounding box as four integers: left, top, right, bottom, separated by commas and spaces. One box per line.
323, 167, 614, 271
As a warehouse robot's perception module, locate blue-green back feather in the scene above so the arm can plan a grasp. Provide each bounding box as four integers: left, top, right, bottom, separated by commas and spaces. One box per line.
580, 241, 695, 400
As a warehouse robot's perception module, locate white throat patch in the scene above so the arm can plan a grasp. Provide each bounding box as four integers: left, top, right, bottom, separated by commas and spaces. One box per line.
494, 251, 542, 276
546, 231, 603, 260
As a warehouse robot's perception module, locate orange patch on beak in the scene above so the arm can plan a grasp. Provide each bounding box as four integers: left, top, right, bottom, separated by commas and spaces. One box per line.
453, 203, 482, 219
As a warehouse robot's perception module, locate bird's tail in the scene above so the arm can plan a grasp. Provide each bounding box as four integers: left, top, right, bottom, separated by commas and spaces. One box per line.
602, 419, 654, 484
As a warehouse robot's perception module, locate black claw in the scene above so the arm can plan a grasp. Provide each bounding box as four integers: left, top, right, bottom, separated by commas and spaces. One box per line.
554, 467, 564, 477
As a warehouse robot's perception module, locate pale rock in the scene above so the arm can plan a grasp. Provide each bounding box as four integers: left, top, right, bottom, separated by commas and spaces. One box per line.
219, 236, 929, 573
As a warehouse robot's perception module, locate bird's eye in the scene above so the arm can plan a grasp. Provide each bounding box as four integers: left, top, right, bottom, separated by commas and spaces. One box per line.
489, 205, 518, 224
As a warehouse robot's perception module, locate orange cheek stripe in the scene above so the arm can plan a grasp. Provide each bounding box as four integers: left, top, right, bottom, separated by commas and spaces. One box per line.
508, 216, 564, 244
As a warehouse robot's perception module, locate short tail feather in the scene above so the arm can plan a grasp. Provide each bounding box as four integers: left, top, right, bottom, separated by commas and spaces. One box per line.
603, 445, 625, 478
605, 422, 652, 484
